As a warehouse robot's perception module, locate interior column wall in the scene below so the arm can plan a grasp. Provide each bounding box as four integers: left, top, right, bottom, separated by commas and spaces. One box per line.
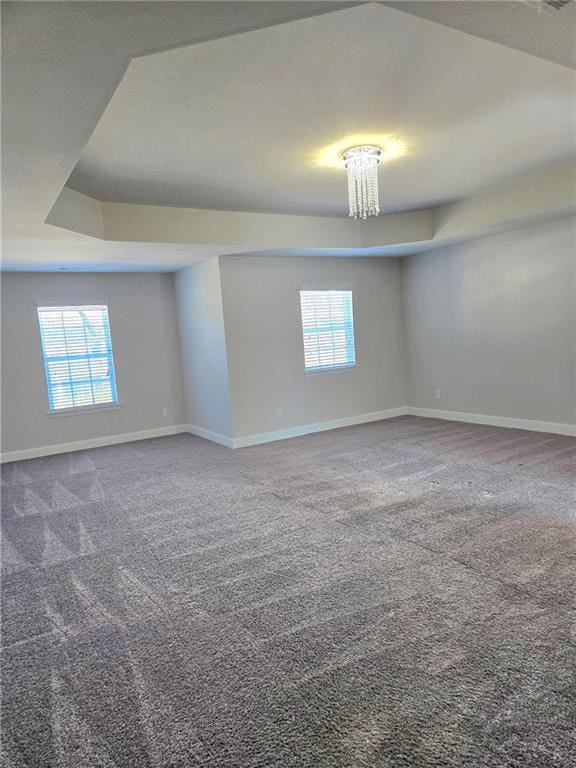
175, 258, 234, 441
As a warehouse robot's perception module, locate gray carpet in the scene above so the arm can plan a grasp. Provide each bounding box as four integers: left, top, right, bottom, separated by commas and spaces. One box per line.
1, 415, 575, 767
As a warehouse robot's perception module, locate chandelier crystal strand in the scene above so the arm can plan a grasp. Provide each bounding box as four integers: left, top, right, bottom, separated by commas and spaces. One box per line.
342, 145, 381, 219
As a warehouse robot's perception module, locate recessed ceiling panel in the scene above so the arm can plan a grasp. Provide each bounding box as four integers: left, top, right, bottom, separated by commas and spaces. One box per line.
67, 3, 576, 216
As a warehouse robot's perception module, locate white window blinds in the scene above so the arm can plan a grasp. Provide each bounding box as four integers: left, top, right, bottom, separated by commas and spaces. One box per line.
37, 305, 119, 411
300, 290, 356, 372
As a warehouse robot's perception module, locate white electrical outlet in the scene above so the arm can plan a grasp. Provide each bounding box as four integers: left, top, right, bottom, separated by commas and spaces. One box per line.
275, 408, 283, 419
434, 389, 441, 400
161, 407, 168, 417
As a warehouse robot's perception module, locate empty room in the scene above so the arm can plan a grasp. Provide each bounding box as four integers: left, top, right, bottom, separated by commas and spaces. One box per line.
1, 1, 575, 766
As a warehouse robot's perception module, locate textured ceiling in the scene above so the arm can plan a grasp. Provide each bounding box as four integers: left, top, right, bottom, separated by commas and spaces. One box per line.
2, 1, 350, 230
3, 1, 575, 269
385, 1, 576, 70
67, 3, 575, 216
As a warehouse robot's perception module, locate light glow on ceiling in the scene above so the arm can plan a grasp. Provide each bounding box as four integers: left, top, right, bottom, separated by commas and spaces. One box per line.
313, 133, 408, 170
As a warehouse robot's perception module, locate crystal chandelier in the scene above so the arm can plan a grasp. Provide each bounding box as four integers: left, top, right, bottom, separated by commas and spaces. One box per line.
342, 145, 381, 219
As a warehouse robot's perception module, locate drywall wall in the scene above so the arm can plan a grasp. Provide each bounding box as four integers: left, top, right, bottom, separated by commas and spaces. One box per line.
4, 215, 573, 457
1, 272, 186, 454
219, 255, 406, 438
175, 259, 233, 440
403, 215, 576, 426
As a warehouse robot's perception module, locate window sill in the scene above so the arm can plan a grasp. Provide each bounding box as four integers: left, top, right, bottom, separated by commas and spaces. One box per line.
47, 403, 121, 418
304, 365, 358, 377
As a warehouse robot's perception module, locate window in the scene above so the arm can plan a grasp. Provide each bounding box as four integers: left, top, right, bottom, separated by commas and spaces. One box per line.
300, 289, 356, 372
37, 305, 119, 412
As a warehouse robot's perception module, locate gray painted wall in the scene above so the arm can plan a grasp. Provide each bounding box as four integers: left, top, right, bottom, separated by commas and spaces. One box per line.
175, 260, 233, 438
403, 216, 576, 426
2, 216, 574, 456
219, 255, 407, 438
1, 272, 186, 452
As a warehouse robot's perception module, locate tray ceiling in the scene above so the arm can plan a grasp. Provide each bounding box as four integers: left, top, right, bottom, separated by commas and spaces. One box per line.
67, 4, 575, 217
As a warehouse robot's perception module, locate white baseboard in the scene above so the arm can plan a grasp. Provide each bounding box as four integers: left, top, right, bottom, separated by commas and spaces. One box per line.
187, 424, 235, 449
0, 410, 409, 461
0, 424, 189, 463
407, 407, 576, 437
3, 407, 573, 462
231, 407, 410, 448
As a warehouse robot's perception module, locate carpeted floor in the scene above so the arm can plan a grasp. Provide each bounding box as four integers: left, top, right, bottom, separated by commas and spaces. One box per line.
1, 416, 575, 767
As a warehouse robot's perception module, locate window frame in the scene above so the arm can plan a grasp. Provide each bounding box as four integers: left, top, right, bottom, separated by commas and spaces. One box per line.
299, 286, 358, 375
35, 301, 121, 415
